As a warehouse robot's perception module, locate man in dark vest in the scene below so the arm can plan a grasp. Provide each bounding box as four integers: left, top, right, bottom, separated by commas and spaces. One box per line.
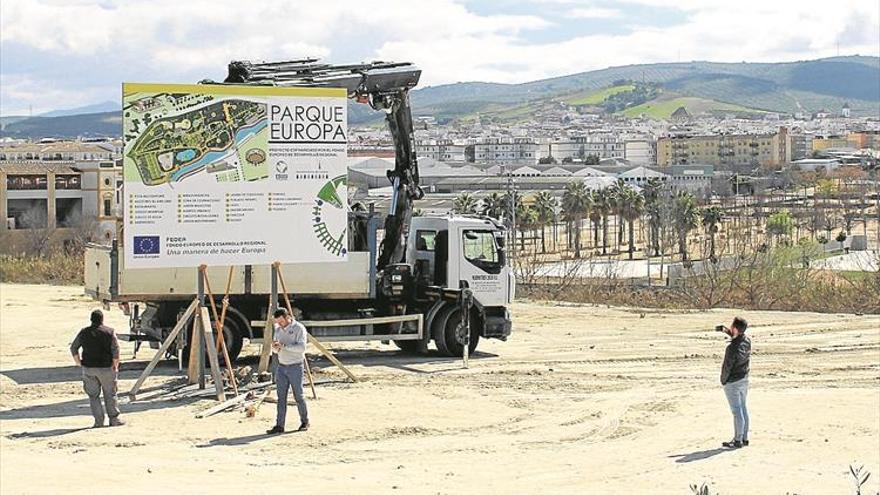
70, 310, 123, 427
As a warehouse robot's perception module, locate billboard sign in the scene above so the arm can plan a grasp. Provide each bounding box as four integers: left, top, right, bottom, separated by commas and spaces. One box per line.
122, 83, 348, 268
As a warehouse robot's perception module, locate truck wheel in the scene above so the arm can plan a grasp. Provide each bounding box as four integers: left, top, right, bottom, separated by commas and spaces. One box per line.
443, 309, 480, 357
431, 305, 456, 356
219, 324, 243, 364
183, 317, 243, 365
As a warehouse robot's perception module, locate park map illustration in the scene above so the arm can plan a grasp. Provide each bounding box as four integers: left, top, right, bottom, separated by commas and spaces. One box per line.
123, 91, 269, 186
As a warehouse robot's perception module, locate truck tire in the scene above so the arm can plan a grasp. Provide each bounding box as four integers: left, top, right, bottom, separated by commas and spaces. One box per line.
431, 305, 456, 356
442, 309, 480, 357
182, 315, 244, 365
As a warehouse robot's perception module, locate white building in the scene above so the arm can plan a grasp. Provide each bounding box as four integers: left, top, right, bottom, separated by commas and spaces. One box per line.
623, 139, 656, 166
415, 139, 467, 162
467, 137, 539, 165
548, 134, 624, 161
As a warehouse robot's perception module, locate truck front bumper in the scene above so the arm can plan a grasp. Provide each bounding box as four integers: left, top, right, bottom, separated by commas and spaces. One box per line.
482, 307, 512, 340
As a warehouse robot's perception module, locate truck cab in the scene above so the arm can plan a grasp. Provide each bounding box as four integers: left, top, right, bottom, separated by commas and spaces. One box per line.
403, 215, 514, 355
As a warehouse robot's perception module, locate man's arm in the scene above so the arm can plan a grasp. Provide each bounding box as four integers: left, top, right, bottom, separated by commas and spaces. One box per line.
70, 330, 83, 366
271, 323, 282, 353
720, 343, 735, 384
285, 323, 307, 355
110, 330, 120, 372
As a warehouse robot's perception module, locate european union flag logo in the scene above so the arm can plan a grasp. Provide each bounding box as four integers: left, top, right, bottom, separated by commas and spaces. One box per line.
133, 236, 160, 255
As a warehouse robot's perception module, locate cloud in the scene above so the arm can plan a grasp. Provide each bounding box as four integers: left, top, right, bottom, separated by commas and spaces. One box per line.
567, 7, 622, 19
1, 0, 878, 114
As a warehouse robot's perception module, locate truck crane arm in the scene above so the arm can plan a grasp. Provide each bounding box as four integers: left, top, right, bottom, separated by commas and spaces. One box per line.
214, 58, 423, 271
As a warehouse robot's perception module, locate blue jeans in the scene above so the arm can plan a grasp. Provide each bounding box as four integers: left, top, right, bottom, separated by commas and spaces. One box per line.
275, 363, 308, 428
723, 377, 749, 442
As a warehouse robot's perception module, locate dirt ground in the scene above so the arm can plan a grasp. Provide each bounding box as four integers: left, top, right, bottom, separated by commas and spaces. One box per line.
1, 283, 878, 494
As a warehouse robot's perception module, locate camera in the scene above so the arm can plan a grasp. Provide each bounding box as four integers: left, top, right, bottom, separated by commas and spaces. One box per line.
714, 325, 726, 332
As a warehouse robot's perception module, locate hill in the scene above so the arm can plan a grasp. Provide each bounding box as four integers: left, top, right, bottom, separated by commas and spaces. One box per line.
409, 55, 880, 122
0, 111, 121, 139
2, 56, 878, 136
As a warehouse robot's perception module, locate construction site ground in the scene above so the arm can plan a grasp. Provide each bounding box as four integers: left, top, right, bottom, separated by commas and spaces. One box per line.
1, 283, 878, 494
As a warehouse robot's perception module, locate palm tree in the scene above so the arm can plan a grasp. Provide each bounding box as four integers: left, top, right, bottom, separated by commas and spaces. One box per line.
701, 206, 724, 260
482, 192, 506, 221
593, 188, 613, 255
562, 181, 590, 258
619, 186, 646, 260
642, 178, 663, 257
611, 179, 627, 253
504, 190, 524, 250
518, 206, 539, 251
588, 193, 602, 248
533, 191, 558, 253
672, 191, 700, 261
453, 192, 479, 215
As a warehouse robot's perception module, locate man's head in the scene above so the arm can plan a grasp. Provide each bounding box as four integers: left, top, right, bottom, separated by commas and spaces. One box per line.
273, 307, 291, 327
90, 309, 104, 327
730, 316, 748, 337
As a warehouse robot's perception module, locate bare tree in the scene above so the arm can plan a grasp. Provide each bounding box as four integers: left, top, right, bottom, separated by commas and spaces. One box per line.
20, 207, 54, 258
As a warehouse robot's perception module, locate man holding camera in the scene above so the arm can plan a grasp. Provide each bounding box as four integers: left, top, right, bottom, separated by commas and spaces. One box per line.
266, 307, 310, 435
718, 316, 751, 448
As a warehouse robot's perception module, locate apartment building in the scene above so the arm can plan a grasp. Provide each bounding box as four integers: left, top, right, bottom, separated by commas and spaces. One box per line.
623, 139, 656, 166
656, 131, 786, 169
415, 139, 467, 162
548, 134, 624, 161
465, 137, 539, 165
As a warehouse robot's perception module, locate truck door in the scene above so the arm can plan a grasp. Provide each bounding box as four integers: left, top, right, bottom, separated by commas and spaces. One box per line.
412, 229, 437, 286
456, 229, 509, 306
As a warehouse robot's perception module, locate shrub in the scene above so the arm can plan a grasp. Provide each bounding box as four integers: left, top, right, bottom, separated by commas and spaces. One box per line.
0, 251, 84, 285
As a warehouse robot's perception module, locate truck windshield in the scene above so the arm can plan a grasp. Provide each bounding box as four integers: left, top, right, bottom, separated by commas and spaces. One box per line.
462, 230, 503, 273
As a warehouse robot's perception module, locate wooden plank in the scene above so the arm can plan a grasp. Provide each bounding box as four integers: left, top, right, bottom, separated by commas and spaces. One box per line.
303, 358, 317, 400
200, 265, 239, 396
307, 333, 357, 383
187, 312, 202, 384
195, 382, 274, 418
258, 293, 274, 373
129, 299, 198, 400
195, 390, 250, 418
199, 307, 227, 402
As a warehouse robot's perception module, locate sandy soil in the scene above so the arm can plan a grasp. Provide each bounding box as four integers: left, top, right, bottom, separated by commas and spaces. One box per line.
1, 283, 878, 494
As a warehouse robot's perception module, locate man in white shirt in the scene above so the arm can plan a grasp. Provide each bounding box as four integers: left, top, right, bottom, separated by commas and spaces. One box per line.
266, 308, 310, 434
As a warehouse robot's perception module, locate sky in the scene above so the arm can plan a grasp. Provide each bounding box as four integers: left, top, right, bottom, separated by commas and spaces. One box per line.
1, 0, 879, 115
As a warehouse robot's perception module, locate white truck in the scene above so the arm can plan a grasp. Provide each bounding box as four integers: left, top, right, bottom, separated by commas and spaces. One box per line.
84, 59, 514, 361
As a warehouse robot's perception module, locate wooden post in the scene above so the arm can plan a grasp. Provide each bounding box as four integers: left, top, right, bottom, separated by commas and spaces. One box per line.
187, 314, 202, 384
258, 294, 274, 374
274, 262, 318, 399
258, 264, 279, 374
129, 299, 198, 400
200, 265, 239, 396
196, 269, 206, 389
199, 307, 226, 402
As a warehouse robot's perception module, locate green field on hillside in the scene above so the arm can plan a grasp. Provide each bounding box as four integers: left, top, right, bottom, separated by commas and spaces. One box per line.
563, 84, 635, 106
620, 96, 763, 118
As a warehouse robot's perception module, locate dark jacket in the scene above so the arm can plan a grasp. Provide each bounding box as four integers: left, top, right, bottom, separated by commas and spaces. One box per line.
721, 333, 750, 385
71, 325, 120, 368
